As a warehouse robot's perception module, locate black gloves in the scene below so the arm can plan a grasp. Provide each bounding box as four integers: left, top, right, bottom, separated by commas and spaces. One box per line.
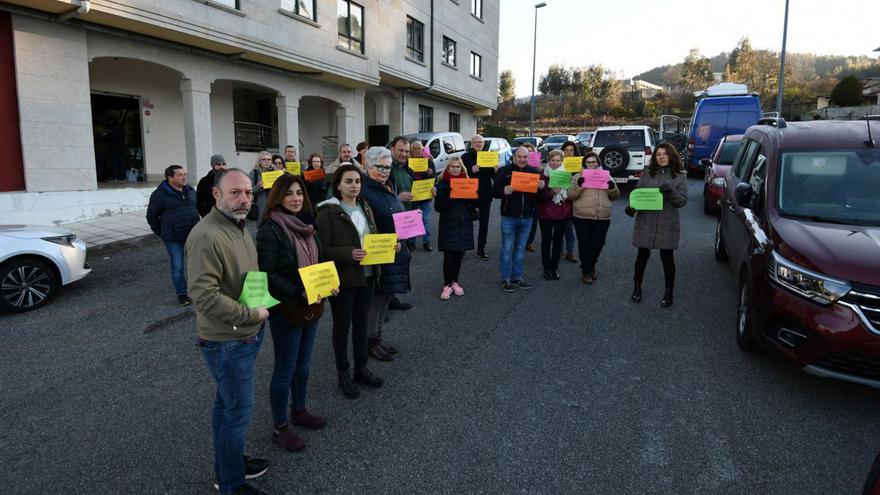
659, 183, 673, 194
577, 177, 585, 187
607, 180, 615, 190
625, 206, 636, 217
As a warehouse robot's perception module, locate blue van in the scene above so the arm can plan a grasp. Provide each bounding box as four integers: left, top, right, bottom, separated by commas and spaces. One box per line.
687, 84, 762, 172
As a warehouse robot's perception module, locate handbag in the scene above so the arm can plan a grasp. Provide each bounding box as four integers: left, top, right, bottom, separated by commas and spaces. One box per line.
279, 299, 324, 326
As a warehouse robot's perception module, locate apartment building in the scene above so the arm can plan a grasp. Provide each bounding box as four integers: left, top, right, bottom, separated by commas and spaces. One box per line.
0, 0, 499, 224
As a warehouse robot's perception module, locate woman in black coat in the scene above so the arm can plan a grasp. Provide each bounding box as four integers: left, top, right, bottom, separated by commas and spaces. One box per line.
433, 157, 475, 299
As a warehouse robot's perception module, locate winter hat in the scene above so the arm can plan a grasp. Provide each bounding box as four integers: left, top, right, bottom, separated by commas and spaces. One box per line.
210, 154, 226, 166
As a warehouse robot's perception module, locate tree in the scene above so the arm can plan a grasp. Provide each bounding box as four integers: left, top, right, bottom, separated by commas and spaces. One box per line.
498, 70, 515, 103
538, 64, 571, 96
830, 76, 865, 107
679, 48, 714, 92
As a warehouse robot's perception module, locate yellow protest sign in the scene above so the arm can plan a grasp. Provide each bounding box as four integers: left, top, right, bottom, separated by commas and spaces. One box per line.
285, 162, 302, 175
410, 179, 435, 202
563, 156, 582, 173
477, 151, 499, 168
298, 261, 340, 304
360, 233, 398, 265
408, 157, 429, 173
261, 170, 284, 188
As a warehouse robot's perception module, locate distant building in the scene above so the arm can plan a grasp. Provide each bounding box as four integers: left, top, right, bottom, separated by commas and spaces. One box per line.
863, 78, 880, 105
628, 79, 665, 98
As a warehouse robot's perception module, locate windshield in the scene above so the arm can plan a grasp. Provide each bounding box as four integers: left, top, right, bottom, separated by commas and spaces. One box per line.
778, 150, 880, 226
545, 135, 567, 144
717, 141, 741, 164
593, 130, 646, 150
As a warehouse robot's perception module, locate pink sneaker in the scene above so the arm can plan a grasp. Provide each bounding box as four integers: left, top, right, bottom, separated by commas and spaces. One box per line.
451, 282, 464, 296
440, 285, 453, 300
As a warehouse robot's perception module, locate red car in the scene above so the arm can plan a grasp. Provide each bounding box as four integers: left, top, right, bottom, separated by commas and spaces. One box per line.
702, 134, 743, 214
715, 118, 880, 387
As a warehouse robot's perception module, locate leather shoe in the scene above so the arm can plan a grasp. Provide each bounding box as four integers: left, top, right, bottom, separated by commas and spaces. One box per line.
423, 243, 432, 252
291, 408, 327, 430
565, 253, 578, 263
353, 366, 384, 387
525, 244, 536, 252
378, 338, 399, 355
338, 370, 360, 399
368, 343, 393, 361
273, 424, 305, 452
581, 275, 593, 285
388, 298, 412, 311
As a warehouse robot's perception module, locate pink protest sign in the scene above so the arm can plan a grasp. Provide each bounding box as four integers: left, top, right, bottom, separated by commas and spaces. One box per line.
527, 152, 542, 168
582, 169, 611, 189
392, 209, 425, 240
421, 147, 432, 159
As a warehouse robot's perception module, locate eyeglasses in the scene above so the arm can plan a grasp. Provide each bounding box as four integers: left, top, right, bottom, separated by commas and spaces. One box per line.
585, 160, 599, 165
374, 165, 392, 172
273, 161, 283, 165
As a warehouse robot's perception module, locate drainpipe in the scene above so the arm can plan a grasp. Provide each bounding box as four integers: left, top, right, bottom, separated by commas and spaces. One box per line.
429, 0, 434, 89
57, 0, 90, 21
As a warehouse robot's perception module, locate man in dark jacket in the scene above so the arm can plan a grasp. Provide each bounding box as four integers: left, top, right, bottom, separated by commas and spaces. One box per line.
462, 134, 495, 260
492, 146, 544, 293
147, 164, 201, 306
196, 154, 227, 217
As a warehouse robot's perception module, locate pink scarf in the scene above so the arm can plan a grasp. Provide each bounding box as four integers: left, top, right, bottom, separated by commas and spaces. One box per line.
269, 208, 319, 268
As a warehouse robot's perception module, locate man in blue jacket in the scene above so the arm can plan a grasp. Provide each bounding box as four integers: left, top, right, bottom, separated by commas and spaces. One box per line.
147, 164, 201, 306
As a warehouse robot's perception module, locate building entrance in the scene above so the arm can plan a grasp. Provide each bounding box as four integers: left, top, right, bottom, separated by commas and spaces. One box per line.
91, 92, 144, 183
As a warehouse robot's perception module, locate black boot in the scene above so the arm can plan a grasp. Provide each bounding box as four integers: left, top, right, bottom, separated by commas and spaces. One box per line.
353, 366, 384, 388
631, 282, 642, 303
338, 370, 360, 399
660, 287, 674, 308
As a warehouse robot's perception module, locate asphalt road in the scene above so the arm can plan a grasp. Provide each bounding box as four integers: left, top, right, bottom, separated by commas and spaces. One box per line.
2, 177, 879, 494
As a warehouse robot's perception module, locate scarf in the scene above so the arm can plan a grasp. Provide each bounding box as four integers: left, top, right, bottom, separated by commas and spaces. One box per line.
544, 166, 568, 205
269, 208, 319, 268
441, 168, 468, 182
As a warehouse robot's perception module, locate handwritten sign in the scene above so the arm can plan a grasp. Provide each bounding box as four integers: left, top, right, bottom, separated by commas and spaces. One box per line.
511, 171, 540, 193
582, 169, 611, 189
477, 151, 500, 168
285, 161, 301, 175
360, 233, 398, 265
238, 272, 281, 309
450, 178, 479, 199
303, 168, 326, 182
298, 262, 340, 304
563, 156, 582, 173
261, 170, 284, 189
408, 157, 429, 173
630, 188, 663, 210
528, 151, 542, 168
548, 168, 572, 189
410, 179, 435, 202
392, 210, 425, 240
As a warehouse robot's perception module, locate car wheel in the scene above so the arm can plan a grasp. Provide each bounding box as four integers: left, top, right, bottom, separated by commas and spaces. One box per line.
0, 258, 58, 312
714, 219, 728, 262
736, 278, 759, 351
599, 146, 630, 176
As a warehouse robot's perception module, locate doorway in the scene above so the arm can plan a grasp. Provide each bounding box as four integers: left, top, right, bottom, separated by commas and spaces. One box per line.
91, 92, 144, 183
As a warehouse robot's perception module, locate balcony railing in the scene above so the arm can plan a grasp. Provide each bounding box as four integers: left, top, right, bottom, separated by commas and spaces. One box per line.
234, 121, 279, 152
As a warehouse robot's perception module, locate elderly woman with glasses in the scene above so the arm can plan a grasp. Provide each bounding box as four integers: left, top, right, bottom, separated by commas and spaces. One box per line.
250, 150, 274, 220
567, 151, 620, 285
358, 146, 411, 363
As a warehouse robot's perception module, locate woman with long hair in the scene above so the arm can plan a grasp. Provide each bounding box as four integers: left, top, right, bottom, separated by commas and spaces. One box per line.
433, 156, 474, 299
304, 153, 330, 204
536, 149, 573, 280
625, 143, 688, 307
250, 150, 274, 220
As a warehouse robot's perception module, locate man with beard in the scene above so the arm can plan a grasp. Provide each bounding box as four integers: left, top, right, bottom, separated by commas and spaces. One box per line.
186, 168, 271, 495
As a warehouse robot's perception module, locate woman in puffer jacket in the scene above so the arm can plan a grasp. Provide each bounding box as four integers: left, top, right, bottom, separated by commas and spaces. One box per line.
567, 152, 620, 285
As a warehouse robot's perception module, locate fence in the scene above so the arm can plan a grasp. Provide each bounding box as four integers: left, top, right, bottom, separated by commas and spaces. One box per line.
234, 121, 279, 152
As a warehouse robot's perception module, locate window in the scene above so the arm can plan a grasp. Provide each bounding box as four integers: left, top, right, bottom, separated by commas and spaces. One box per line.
406, 16, 424, 62
442, 36, 456, 66
282, 0, 316, 21
448, 112, 460, 133
212, 0, 239, 9
337, 0, 364, 54
471, 0, 482, 19
469, 52, 481, 79
419, 105, 433, 133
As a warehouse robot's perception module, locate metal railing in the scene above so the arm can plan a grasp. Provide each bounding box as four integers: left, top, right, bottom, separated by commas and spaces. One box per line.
234, 121, 279, 152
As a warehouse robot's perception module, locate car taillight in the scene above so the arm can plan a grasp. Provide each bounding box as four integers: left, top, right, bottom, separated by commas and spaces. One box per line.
687, 140, 695, 156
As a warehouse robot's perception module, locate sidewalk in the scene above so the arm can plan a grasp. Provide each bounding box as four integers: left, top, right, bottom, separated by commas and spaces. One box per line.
64, 209, 153, 248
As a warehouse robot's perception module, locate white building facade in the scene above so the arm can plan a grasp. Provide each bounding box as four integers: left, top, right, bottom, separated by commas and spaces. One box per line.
0, 0, 498, 224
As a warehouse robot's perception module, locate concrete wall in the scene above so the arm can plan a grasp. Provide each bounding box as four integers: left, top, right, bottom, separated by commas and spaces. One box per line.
299, 96, 339, 160
0, 188, 153, 225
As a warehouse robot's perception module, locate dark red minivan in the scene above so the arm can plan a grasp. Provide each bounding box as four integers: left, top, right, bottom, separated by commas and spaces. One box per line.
715, 118, 880, 387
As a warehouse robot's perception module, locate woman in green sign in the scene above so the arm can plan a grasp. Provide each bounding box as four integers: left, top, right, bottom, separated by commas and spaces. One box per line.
537, 149, 573, 281
625, 143, 688, 307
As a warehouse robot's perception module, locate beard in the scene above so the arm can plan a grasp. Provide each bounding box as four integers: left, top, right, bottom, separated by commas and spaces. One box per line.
218, 201, 250, 220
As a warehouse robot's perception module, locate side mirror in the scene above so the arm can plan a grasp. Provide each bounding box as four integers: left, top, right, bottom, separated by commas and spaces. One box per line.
734, 182, 752, 206
700, 158, 712, 167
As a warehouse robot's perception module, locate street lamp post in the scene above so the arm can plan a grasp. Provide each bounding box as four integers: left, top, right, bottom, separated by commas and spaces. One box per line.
775, 0, 790, 116
529, 2, 547, 137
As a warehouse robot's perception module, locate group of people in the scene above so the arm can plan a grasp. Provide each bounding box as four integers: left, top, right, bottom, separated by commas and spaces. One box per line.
143, 133, 688, 495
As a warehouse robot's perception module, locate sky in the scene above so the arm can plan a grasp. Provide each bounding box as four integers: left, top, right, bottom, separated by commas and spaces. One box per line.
498, 0, 880, 97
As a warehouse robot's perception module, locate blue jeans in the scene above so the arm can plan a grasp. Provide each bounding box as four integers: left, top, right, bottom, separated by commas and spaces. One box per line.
499, 216, 532, 282
268, 313, 319, 427
564, 219, 576, 254
415, 200, 432, 245
200, 328, 264, 495
164, 241, 187, 296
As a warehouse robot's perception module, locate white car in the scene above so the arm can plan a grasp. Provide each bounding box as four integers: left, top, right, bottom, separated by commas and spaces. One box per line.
482, 137, 513, 166
588, 126, 656, 183
0, 225, 92, 312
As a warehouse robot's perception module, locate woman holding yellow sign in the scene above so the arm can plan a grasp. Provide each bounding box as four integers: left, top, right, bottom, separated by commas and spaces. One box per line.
624, 143, 688, 307
256, 173, 334, 452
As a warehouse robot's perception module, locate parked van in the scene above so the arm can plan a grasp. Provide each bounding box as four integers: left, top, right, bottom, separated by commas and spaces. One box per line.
402, 132, 466, 173
687, 83, 762, 172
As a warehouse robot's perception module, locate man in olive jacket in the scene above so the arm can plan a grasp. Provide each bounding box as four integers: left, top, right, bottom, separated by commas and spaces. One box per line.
185, 168, 270, 495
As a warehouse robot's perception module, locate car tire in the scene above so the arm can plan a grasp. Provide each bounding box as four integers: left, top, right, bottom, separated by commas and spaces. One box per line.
714, 218, 728, 262
0, 258, 58, 312
599, 146, 630, 176
736, 277, 759, 352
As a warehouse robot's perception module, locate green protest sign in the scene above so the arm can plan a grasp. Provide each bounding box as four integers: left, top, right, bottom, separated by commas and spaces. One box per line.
238, 271, 281, 309
629, 188, 663, 210
548, 168, 572, 189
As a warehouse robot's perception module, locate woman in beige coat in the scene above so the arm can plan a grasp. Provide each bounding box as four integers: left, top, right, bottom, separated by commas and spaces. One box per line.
567, 152, 620, 285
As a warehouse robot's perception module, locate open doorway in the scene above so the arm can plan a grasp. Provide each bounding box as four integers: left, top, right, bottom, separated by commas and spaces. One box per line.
91, 92, 144, 183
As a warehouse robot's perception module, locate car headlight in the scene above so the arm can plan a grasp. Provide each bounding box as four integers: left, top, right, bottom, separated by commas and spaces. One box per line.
43, 234, 77, 247
768, 252, 851, 305
711, 177, 726, 187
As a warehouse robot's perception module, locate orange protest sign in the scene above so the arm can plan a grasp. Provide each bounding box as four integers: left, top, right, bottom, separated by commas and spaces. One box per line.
303, 168, 326, 182
511, 171, 539, 193
450, 178, 479, 199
